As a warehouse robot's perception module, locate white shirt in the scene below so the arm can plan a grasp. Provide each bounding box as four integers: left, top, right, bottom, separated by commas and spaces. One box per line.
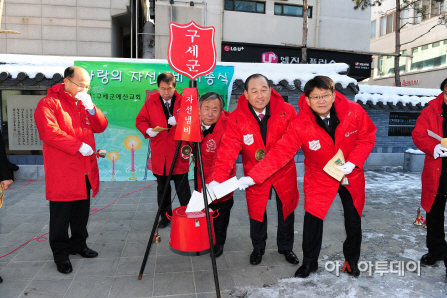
162, 98, 172, 106
320, 114, 330, 121
202, 122, 211, 131
254, 108, 266, 120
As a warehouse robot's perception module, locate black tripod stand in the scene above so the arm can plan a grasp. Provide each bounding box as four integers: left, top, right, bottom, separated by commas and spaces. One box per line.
138, 80, 221, 298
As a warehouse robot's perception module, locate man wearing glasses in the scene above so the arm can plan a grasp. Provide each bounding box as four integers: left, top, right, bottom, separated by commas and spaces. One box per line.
239, 76, 376, 278
136, 72, 191, 229
34, 66, 108, 274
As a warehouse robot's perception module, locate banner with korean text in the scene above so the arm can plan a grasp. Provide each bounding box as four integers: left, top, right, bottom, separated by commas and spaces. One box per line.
74, 61, 234, 182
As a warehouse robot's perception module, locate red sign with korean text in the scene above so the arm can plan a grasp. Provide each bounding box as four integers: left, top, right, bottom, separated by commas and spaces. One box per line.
175, 88, 202, 142
168, 21, 216, 80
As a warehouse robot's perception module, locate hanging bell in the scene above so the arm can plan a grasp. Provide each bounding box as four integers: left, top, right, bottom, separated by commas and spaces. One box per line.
154, 224, 161, 243
255, 148, 266, 161
96, 149, 107, 158
181, 145, 192, 156
413, 207, 423, 226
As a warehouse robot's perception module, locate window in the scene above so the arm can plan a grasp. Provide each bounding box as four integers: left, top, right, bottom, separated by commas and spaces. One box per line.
415, 0, 444, 21
225, 0, 265, 13
380, 16, 387, 36
371, 20, 376, 38
380, 13, 395, 36
411, 39, 447, 70
400, 8, 409, 28
274, 4, 312, 17
378, 51, 406, 76
386, 13, 394, 34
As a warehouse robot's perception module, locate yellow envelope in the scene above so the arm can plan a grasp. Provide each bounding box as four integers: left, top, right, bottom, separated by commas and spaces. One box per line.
152, 126, 169, 133
323, 149, 346, 182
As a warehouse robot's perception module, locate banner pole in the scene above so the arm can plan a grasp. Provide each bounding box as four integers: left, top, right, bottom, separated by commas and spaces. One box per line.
138, 141, 182, 280
191, 78, 221, 297
195, 142, 221, 298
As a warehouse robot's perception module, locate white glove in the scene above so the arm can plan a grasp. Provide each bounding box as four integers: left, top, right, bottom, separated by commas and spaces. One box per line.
75, 91, 94, 110
337, 161, 356, 175
238, 176, 255, 190
79, 142, 94, 156
168, 116, 177, 126
146, 128, 159, 138
434, 144, 447, 159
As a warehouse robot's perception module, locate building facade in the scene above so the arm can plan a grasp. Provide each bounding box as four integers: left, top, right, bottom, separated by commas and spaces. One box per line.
152, 0, 372, 79
369, 0, 447, 88
0, 0, 138, 57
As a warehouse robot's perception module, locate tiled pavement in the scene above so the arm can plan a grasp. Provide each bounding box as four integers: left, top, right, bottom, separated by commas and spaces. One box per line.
0, 179, 308, 298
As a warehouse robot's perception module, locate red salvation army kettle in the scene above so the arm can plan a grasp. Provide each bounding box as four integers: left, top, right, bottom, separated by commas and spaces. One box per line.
167, 206, 218, 252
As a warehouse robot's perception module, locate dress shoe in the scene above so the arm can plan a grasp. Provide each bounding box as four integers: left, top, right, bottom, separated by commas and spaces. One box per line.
250, 249, 265, 265
278, 250, 300, 265
214, 244, 224, 258
294, 264, 318, 278
70, 247, 98, 258
345, 261, 360, 277
158, 217, 170, 229
56, 260, 73, 274
421, 252, 444, 266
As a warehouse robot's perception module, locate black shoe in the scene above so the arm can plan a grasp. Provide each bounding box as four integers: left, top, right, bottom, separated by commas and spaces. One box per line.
56, 260, 73, 274
0, 275, 3, 283
250, 249, 265, 265
214, 244, 224, 258
345, 261, 360, 277
278, 250, 300, 265
421, 252, 444, 266
158, 217, 170, 229
70, 247, 98, 258
294, 264, 318, 278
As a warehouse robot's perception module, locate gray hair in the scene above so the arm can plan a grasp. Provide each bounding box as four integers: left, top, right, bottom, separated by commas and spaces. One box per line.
199, 92, 224, 110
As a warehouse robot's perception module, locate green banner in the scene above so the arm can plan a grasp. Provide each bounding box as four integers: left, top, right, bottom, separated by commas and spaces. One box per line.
74, 61, 234, 182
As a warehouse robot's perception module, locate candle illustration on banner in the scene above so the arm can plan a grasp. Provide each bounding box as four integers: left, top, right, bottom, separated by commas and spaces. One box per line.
124, 135, 142, 180
107, 151, 120, 181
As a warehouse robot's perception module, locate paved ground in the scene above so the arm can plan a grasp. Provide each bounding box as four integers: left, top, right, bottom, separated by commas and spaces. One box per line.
0, 170, 446, 297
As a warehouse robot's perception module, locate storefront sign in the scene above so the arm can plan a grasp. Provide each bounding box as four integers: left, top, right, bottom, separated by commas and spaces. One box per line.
221, 41, 372, 80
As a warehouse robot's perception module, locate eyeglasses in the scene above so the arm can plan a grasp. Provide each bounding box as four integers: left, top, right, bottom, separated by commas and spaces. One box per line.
67, 78, 91, 91
308, 93, 333, 101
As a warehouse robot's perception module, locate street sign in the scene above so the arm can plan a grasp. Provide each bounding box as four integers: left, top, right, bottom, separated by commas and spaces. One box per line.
168, 21, 216, 80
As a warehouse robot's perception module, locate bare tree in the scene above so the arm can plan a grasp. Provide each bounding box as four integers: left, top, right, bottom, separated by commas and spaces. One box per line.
352, 0, 446, 87
302, 0, 309, 64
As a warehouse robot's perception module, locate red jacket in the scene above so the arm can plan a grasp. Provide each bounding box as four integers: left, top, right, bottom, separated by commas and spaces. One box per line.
135, 91, 190, 176
249, 92, 376, 220
34, 83, 108, 201
211, 89, 298, 222
412, 93, 445, 212
197, 110, 236, 203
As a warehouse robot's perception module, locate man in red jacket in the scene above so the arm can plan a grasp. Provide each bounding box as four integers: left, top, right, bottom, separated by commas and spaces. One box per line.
196, 92, 236, 258
239, 76, 376, 278
209, 74, 300, 266
412, 78, 447, 271
34, 66, 108, 274
136, 73, 191, 229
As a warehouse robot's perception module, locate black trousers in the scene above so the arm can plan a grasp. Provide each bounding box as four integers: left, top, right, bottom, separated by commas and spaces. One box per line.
302, 185, 362, 266
49, 176, 91, 263
154, 172, 191, 220
210, 197, 234, 246
426, 189, 447, 254
249, 190, 295, 251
